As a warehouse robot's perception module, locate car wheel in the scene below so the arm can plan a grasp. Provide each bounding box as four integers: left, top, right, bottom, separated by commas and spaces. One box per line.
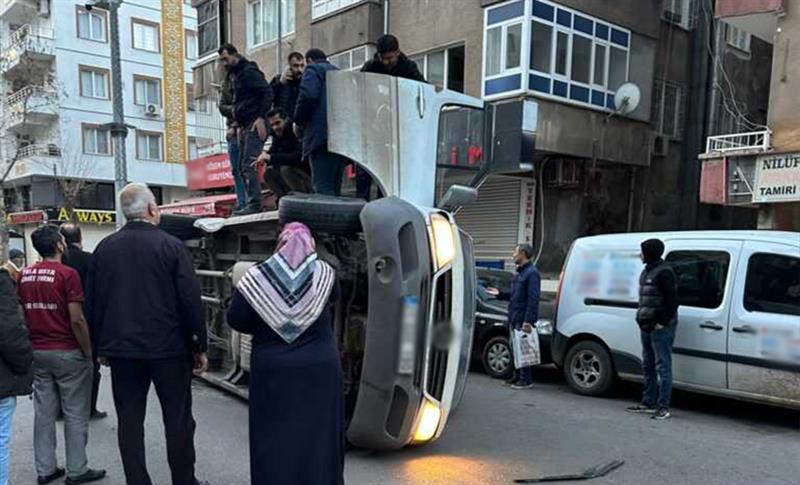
563, 340, 615, 396
482, 336, 513, 380
279, 194, 366, 234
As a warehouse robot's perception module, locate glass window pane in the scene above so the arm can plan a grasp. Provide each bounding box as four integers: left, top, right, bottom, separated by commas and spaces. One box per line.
665, 251, 731, 309
137, 134, 147, 157
744, 254, 800, 316
282, 0, 295, 34
505, 23, 522, 69
150, 136, 161, 160
608, 47, 627, 91
91, 14, 104, 40
250, 1, 262, 44
571, 35, 591, 83
80, 71, 92, 96
663, 84, 678, 136
531, 21, 553, 73
264, 0, 278, 41
555, 31, 569, 76
593, 43, 606, 85
428, 51, 445, 89
447, 46, 465, 93
79, 13, 90, 38
135, 80, 144, 104
97, 131, 109, 154
83, 128, 93, 152
486, 27, 502, 76
94, 73, 106, 98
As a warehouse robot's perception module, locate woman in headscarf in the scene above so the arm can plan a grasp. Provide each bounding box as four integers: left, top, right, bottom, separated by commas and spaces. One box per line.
226, 222, 344, 485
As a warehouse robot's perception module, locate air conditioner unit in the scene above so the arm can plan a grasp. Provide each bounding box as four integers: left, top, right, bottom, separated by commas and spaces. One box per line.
652, 134, 669, 157
144, 103, 161, 117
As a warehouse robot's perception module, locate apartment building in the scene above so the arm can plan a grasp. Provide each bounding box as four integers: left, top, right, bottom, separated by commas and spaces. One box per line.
191, 0, 761, 274
699, 0, 800, 231
0, 0, 199, 252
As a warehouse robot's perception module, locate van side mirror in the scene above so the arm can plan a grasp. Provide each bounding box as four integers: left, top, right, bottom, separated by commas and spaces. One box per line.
438, 185, 478, 211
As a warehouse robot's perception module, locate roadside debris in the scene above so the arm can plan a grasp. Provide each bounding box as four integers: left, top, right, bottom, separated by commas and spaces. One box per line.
514, 460, 625, 483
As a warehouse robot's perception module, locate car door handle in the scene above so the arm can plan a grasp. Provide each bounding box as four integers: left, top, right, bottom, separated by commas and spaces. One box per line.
699, 322, 724, 331
732, 325, 757, 335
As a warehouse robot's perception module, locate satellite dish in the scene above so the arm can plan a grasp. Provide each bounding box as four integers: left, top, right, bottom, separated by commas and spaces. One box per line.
614, 83, 641, 115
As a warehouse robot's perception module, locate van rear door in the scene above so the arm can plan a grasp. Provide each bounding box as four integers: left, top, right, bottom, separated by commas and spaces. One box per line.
664, 239, 742, 390
727, 242, 800, 406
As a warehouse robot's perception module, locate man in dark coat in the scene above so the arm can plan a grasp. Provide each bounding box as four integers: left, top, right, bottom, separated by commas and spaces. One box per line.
507, 243, 541, 390
0, 263, 32, 485
628, 238, 678, 421
217, 62, 245, 211
358, 34, 426, 200
85, 183, 209, 485
269, 51, 305, 119
294, 48, 347, 196
253, 109, 311, 201
218, 43, 273, 215
60, 223, 106, 420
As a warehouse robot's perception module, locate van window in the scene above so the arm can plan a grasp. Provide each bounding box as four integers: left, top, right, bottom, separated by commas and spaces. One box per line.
744, 253, 800, 317
665, 251, 730, 309
435, 105, 484, 204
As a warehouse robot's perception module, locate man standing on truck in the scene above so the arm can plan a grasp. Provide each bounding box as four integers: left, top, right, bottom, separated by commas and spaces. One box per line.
217, 54, 245, 212
218, 43, 273, 216
253, 108, 311, 202
85, 184, 209, 485
270, 52, 305, 118
294, 48, 347, 196
507, 243, 541, 390
357, 34, 426, 200
628, 238, 678, 421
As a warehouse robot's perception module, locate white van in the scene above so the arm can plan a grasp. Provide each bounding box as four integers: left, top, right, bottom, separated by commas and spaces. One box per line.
551, 231, 800, 409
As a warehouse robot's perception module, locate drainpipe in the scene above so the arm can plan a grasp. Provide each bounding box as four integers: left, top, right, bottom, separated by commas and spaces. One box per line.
383, 0, 390, 34
277, 0, 283, 74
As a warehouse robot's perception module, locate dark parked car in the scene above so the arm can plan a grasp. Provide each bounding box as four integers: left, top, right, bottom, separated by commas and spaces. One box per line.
472, 269, 553, 379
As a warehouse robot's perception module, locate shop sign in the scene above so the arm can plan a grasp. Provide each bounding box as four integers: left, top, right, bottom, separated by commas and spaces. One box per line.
7, 210, 45, 225
186, 153, 235, 191
49, 208, 116, 225
753, 152, 800, 203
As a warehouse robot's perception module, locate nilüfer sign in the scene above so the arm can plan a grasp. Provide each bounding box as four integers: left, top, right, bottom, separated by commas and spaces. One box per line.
753, 152, 800, 203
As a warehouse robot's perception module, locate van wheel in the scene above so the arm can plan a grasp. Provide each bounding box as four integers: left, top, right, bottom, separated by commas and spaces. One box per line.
563, 341, 615, 396
279, 194, 366, 234
482, 336, 513, 380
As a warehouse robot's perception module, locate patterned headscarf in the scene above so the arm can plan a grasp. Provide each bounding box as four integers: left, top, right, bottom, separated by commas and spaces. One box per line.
236, 222, 336, 343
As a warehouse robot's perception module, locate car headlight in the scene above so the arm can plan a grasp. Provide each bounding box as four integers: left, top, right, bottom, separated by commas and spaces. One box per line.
412, 399, 442, 443
429, 213, 455, 271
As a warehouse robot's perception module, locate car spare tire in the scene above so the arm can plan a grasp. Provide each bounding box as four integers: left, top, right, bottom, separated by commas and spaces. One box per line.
279, 194, 366, 234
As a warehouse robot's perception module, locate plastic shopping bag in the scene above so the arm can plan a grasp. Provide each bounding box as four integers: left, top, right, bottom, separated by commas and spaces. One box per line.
512, 328, 541, 369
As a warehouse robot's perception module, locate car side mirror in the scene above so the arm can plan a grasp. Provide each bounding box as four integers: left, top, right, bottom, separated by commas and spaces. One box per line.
438, 185, 478, 211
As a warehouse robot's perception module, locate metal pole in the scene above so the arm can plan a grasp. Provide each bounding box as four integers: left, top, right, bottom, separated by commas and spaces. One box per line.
108, 0, 129, 229
277, 0, 283, 74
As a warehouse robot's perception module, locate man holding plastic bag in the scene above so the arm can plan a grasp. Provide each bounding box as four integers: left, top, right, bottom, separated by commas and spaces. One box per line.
507, 244, 541, 390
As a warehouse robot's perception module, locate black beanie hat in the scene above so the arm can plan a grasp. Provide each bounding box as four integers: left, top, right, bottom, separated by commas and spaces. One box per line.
641, 238, 665, 264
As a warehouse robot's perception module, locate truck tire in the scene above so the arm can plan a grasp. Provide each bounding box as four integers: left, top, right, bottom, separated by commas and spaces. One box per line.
563, 340, 615, 397
279, 194, 366, 234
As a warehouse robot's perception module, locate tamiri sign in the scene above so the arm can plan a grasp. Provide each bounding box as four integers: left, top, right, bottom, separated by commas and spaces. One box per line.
753, 152, 800, 203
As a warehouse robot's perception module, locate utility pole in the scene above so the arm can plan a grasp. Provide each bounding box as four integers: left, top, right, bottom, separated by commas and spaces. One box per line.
277, 1, 283, 74
94, 0, 128, 229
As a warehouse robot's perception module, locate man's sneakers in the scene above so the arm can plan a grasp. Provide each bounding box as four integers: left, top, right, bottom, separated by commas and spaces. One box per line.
651, 408, 672, 420
510, 382, 534, 390
37, 468, 65, 485
626, 404, 656, 414
233, 206, 262, 216
65, 469, 107, 485
91, 409, 108, 420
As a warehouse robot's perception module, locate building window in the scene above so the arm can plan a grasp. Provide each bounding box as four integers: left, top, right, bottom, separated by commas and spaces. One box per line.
652, 80, 685, 139
188, 137, 199, 160
312, 0, 361, 20
132, 19, 160, 52
133, 76, 162, 106
185, 30, 197, 60
663, 0, 695, 30
726, 24, 751, 53
247, 0, 295, 48
76, 6, 107, 42
82, 125, 111, 156
79, 66, 110, 99
136, 131, 163, 161
744, 253, 800, 316
329, 45, 375, 71
198, 0, 227, 58
485, 20, 523, 78
665, 250, 731, 309
410, 45, 466, 93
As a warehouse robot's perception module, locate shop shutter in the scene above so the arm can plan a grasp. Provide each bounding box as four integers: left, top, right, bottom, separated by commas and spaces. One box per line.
456, 176, 522, 271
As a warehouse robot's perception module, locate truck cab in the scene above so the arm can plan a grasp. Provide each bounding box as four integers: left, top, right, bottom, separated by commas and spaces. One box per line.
161, 72, 523, 450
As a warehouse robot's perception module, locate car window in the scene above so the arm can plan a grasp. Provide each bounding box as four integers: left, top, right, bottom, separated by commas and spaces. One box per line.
665, 250, 730, 309
744, 253, 800, 317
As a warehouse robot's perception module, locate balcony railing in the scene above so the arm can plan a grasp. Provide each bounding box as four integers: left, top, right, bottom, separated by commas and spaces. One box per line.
0, 24, 55, 72
705, 130, 771, 155
6, 85, 56, 106
15, 143, 62, 159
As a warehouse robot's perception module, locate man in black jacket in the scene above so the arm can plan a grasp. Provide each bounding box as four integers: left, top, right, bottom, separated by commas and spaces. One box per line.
628, 238, 678, 421
358, 34, 426, 200
217, 62, 246, 211
218, 43, 273, 215
253, 109, 311, 201
0, 264, 32, 485
86, 183, 209, 485
60, 224, 106, 420
269, 51, 305, 119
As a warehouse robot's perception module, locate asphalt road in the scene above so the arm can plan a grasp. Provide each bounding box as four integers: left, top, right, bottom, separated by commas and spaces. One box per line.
8, 367, 799, 485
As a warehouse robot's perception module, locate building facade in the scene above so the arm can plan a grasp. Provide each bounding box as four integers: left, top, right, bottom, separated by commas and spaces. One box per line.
191, 0, 770, 274
0, 0, 199, 253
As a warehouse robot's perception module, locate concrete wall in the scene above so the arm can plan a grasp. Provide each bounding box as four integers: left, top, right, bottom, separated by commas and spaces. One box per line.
720, 36, 773, 131
768, 5, 800, 151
